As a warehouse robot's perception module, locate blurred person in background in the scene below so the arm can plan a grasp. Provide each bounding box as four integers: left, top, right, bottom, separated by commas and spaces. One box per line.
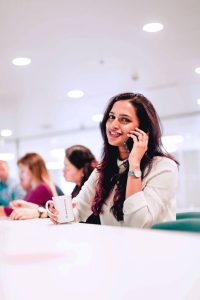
2, 152, 57, 219
9, 145, 100, 224
0, 160, 25, 216
64, 145, 100, 224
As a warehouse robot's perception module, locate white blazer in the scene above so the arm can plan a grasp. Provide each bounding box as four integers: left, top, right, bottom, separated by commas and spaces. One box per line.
73, 156, 178, 228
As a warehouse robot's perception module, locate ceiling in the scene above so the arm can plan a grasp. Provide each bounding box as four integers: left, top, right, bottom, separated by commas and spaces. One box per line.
0, 0, 200, 141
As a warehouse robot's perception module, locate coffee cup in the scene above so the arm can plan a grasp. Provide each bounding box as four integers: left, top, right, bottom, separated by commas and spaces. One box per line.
46, 195, 74, 223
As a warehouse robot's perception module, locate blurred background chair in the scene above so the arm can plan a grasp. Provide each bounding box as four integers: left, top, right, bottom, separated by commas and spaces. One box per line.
151, 219, 200, 233
176, 212, 200, 220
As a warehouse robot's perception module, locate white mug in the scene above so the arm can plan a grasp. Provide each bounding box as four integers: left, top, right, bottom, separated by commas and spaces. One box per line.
46, 195, 74, 223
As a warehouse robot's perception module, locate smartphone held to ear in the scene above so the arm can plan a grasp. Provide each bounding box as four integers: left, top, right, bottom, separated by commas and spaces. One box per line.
124, 137, 134, 152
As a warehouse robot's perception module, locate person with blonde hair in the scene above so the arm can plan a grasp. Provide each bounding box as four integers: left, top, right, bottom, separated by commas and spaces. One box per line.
4, 152, 57, 219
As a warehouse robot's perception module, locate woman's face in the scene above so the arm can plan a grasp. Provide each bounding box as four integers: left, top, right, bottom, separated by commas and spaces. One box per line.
63, 157, 84, 186
106, 100, 139, 147
18, 164, 33, 191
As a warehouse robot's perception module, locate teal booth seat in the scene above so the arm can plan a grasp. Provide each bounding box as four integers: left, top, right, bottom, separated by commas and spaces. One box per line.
151, 219, 200, 233
176, 212, 200, 220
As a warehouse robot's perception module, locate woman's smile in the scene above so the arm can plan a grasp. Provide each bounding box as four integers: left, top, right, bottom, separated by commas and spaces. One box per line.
108, 130, 122, 138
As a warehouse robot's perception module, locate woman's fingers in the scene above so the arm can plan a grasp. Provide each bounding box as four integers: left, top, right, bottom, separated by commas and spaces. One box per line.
10, 211, 19, 220
49, 204, 59, 215
47, 203, 58, 224
10, 200, 20, 208
128, 128, 148, 143
50, 216, 58, 224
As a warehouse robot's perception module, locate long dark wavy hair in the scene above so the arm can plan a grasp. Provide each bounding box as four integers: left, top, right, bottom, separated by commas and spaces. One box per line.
91, 93, 178, 221
65, 145, 97, 198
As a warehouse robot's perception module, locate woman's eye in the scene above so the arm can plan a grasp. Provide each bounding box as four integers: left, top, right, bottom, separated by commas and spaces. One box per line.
108, 115, 115, 120
120, 117, 130, 123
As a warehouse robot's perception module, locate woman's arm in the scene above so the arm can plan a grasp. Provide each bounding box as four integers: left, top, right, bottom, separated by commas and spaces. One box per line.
10, 207, 40, 220
123, 157, 178, 228
10, 200, 39, 209
72, 169, 98, 222
5, 200, 39, 219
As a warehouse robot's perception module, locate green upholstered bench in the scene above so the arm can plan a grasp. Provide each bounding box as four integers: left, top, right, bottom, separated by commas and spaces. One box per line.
151, 219, 200, 233
176, 212, 200, 220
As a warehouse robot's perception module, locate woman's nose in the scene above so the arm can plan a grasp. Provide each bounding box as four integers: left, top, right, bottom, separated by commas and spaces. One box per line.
111, 118, 120, 129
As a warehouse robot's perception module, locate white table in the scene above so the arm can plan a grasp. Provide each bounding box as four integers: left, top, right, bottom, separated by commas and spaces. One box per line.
0, 218, 200, 300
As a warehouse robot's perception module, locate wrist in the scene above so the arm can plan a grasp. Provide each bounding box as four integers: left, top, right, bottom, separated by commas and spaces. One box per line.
129, 162, 140, 170
0, 206, 6, 216
128, 169, 142, 178
37, 206, 47, 218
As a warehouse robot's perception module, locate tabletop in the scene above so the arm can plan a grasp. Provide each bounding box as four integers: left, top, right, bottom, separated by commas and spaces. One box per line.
0, 218, 200, 300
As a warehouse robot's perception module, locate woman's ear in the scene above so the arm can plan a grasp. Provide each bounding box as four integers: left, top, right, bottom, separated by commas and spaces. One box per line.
80, 167, 84, 178
91, 160, 97, 168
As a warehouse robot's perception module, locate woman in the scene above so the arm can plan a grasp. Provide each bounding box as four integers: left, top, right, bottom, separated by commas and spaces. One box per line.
6, 152, 57, 219
49, 92, 179, 228
11, 146, 100, 224
63, 145, 100, 224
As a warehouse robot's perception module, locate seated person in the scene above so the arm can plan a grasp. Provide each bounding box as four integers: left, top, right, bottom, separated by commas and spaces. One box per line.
0, 160, 25, 216
3, 153, 57, 219
48, 93, 179, 228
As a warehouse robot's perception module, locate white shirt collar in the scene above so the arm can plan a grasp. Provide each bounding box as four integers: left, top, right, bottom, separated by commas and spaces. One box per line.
117, 159, 128, 172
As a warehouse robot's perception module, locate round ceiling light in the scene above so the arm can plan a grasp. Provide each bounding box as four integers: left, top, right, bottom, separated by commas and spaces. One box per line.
0, 153, 15, 161
143, 23, 164, 33
0, 129, 13, 137
12, 57, 31, 66
92, 114, 103, 122
195, 67, 200, 74
67, 90, 84, 98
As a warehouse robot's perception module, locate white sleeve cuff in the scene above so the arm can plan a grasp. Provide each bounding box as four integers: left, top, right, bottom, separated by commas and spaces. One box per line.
123, 191, 147, 215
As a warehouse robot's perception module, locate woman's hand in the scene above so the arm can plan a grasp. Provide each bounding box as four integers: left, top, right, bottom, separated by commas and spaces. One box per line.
10, 208, 39, 220
0, 206, 6, 217
10, 200, 38, 209
127, 128, 149, 168
47, 203, 59, 224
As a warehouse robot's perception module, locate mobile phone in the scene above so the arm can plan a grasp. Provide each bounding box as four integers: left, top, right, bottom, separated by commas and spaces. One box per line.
124, 137, 134, 153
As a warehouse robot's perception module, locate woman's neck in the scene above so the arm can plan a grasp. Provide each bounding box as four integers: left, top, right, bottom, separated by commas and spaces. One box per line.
31, 178, 42, 189
118, 146, 129, 160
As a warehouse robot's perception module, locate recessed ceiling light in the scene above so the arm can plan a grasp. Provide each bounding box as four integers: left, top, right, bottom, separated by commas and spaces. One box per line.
195, 67, 200, 74
46, 161, 63, 170
50, 148, 65, 158
162, 135, 184, 145
143, 23, 164, 33
0, 129, 13, 137
197, 99, 200, 105
12, 57, 31, 66
67, 90, 84, 98
92, 114, 103, 122
163, 144, 177, 153
0, 153, 15, 161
